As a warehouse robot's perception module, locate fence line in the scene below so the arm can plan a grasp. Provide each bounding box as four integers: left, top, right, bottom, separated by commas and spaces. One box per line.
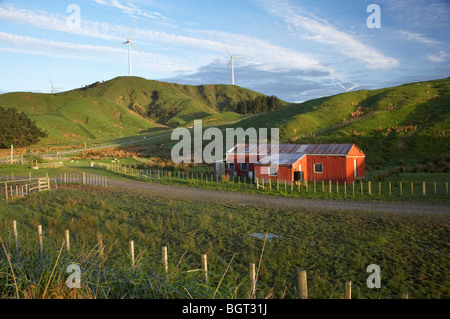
92, 162, 449, 198
0, 156, 29, 165
60, 171, 108, 187
0, 222, 413, 299
1, 177, 58, 199
300, 111, 381, 139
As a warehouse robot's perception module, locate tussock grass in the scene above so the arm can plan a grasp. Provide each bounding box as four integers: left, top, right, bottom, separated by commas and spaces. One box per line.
0, 186, 449, 299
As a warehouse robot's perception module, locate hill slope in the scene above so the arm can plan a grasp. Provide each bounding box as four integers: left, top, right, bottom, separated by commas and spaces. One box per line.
232, 77, 450, 167
0, 76, 277, 145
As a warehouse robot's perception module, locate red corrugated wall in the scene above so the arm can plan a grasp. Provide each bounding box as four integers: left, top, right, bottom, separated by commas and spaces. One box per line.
305, 155, 348, 182
225, 144, 365, 183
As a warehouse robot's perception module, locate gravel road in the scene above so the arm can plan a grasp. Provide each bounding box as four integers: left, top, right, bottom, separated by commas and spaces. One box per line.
106, 179, 449, 214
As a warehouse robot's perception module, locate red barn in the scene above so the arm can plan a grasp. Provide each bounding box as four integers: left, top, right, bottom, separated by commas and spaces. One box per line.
220, 143, 365, 184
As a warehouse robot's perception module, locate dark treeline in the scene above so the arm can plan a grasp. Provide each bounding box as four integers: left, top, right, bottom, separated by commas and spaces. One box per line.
0, 106, 48, 148
233, 95, 282, 114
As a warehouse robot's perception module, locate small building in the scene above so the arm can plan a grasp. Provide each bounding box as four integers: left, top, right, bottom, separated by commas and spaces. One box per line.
221, 143, 365, 184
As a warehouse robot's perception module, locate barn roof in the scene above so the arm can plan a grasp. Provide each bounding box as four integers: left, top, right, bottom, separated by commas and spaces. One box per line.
256, 153, 306, 165
227, 143, 357, 156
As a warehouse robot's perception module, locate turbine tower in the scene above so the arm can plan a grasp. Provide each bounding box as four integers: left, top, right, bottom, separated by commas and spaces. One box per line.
225, 45, 244, 85
49, 78, 63, 94
336, 81, 359, 92
115, 24, 143, 76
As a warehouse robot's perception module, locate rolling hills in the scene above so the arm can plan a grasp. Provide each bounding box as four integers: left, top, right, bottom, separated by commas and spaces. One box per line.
0, 76, 274, 145
0, 76, 449, 168
229, 77, 450, 168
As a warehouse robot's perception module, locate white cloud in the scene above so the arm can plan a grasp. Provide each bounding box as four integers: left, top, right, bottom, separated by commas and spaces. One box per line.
0, 3, 332, 75
427, 51, 448, 63
260, 0, 398, 69
398, 30, 442, 45
187, 29, 331, 73
93, 0, 163, 20
0, 32, 193, 73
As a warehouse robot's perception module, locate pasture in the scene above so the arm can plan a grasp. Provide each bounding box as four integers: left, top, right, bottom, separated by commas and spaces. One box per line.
0, 185, 448, 299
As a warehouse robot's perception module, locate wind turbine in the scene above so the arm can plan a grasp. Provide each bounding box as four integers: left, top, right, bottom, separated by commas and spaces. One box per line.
115, 24, 143, 76
49, 78, 63, 94
225, 45, 244, 85
336, 81, 359, 92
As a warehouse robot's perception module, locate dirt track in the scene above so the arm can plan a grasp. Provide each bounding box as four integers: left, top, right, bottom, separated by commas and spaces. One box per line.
106, 179, 449, 214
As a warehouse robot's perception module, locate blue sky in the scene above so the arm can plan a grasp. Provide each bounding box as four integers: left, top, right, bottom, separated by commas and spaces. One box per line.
0, 0, 449, 102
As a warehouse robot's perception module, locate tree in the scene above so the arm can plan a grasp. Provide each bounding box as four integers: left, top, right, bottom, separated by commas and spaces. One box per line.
0, 106, 48, 148
235, 95, 283, 114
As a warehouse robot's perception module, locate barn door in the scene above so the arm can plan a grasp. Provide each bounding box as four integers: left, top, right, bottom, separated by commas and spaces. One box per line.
354, 159, 358, 178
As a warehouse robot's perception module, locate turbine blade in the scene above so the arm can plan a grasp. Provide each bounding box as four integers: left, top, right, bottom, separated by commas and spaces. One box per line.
348, 85, 359, 91
130, 41, 143, 54
224, 45, 232, 57
336, 81, 346, 90
115, 42, 128, 48
49, 78, 53, 86
234, 56, 245, 58
227, 58, 232, 70
130, 24, 134, 40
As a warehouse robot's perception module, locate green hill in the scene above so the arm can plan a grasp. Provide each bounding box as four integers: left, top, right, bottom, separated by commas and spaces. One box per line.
231, 77, 450, 168
0, 76, 275, 145
0, 75, 449, 170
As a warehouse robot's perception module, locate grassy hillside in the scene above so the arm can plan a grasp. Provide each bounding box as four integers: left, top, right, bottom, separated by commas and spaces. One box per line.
231, 77, 450, 168
0, 76, 449, 170
0, 76, 273, 146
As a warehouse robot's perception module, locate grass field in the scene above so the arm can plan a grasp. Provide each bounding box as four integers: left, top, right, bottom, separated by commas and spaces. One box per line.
0, 185, 448, 299
0, 76, 449, 300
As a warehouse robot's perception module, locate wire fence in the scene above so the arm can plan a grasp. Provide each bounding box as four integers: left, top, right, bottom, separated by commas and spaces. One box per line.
93, 162, 449, 198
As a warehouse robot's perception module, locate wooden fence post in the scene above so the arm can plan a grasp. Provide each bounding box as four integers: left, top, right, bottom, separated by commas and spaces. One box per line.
38, 225, 43, 257
296, 269, 308, 299
434, 181, 437, 196
13, 220, 18, 252
4, 182, 7, 200
402, 292, 409, 299
129, 240, 135, 268
65, 230, 70, 253
82, 172, 86, 184
96, 233, 103, 257
345, 281, 352, 299
368, 181, 371, 195
202, 254, 208, 286
423, 181, 426, 196
162, 246, 168, 274
329, 180, 332, 194
389, 182, 392, 196
250, 263, 256, 298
